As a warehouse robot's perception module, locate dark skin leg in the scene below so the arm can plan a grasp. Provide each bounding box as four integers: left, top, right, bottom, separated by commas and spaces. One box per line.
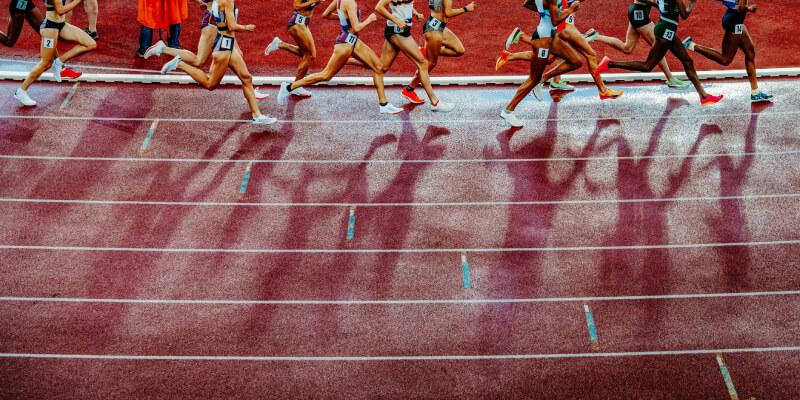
694, 27, 757, 90
0, 14, 25, 47
505, 38, 551, 112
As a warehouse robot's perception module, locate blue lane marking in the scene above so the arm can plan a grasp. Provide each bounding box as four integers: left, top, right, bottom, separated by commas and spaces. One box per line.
59, 82, 80, 110
584, 304, 599, 343
139, 120, 160, 154
716, 354, 741, 399
461, 252, 471, 288
239, 162, 252, 195
346, 206, 356, 241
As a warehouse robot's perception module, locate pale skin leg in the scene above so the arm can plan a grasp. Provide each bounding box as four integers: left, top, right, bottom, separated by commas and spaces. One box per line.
83, 0, 98, 32
290, 43, 352, 91
177, 50, 231, 90
162, 25, 217, 67
594, 22, 676, 82
228, 42, 262, 117
280, 24, 317, 81
20, 23, 95, 90
349, 39, 388, 104
544, 26, 609, 94
52, 23, 96, 63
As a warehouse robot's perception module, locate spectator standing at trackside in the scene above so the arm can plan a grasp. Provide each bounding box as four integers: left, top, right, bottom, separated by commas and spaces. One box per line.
137, 0, 188, 58
65, 0, 99, 39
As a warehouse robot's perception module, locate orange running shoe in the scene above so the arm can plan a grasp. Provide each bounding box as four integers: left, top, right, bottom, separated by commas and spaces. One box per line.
61, 67, 82, 79
701, 94, 724, 106
599, 88, 623, 100
402, 87, 425, 104
495, 51, 510, 71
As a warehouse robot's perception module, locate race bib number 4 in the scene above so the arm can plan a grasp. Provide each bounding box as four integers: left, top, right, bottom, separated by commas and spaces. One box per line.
43, 38, 55, 49
538, 48, 550, 59
734, 24, 744, 34
663, 29, 675, 41
345, 33, 357, 45
634, 10, 644, 20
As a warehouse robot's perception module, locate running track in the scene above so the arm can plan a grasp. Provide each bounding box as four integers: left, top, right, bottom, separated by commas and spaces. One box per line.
1, 78, 800, 398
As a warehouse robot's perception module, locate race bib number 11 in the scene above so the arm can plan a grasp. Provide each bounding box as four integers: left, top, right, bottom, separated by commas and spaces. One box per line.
345, 33, 357, 45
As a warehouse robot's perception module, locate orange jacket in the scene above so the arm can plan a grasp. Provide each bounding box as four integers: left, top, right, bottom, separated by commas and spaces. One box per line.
138, 0, 189, 29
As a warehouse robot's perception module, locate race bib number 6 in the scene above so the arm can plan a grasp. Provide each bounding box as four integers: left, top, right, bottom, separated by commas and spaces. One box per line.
734, 24, 744, 34
634, 10, 644, 20
43, 38, 54, 49
538, 48, 550, 59
663, 29, 674, 41
345, 33, 357, 45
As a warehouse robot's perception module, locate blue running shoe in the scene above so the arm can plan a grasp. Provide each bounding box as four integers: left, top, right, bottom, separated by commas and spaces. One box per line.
751, 91, 773, 103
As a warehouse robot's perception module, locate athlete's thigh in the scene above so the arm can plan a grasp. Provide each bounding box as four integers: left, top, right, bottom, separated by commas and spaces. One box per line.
208, 51, 232, 86
550, 35, 580, 63
637, 22, 656, 45
227, 44, 251, 79
739, 26, 755, 55
441, 27, 463, 50
290, 24, 316, 56
58, 23, 93, 46
25, 8, 43, 32
351, 40, 381, 69
562, 26, 594, 56
196, 26, 217, 62
380, 38, 401, 68
38, 28, 59, 60
391, 34, 424, 64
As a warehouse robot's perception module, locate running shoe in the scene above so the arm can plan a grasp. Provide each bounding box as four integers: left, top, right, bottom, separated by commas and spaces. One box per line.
682, 37, 694, 51
291, 87, 312, 97
505, 27, 522, 49
495, 50, 510, 71
14, 88, 36, 106
252, 114, 278, 125
379, 103, 403, 114
532, 82, 544, 102
61, 66, 82, 79
594, 56, 611, 78
278, 82, 292, 105
550, 80, 575, 91
51, 58, 63, 82
420, 46, 426, 58
667, 79, 691, 90
145, 40, 166, 59
254, 88, 269, 100
599, 88, 624, 100
265, 37, 282, 56
701, 94, 724, 106
161, 55, 182, 74
751, 91, 773, 103
583, 28, 598, 43
401, 87, 425, 104
500, 109, 523, 127
84, 27, 98, 40
430, 100, 455, 112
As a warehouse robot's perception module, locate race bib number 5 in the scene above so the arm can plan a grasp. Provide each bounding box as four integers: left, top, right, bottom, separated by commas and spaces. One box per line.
634, 10, 644, 20
734, 24, 744, 34
663, 29, 675, 41
43, 38, 54, 49
538, 48, 550, 59
345, 33, 357, 45
295, 15, 307, 25
566, 14, 575, 24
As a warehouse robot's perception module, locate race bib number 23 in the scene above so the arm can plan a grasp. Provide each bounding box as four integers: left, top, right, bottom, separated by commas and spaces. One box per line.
663, 29, 675, 41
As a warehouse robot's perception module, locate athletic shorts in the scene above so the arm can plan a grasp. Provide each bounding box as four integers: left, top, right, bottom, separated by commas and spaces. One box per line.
40, 18, 65, 31
422, 16, 446, 34
628, 2, 653, 29
384, 24, 412, 41
653, 17, 679, 42
557, 13, 575, 33
335, 31, 358, 46
9, 0, 35, 14
287, 12, 311, 30
722, 8, 746, 34
212, 33, 235, 52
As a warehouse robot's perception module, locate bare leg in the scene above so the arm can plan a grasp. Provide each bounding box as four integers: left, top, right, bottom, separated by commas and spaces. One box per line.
83, 0, 98, 32
637, 24, 676, 82
506, 38, 552, 112
54, 24, 96, 63
228, 43, 261, 117
290, 44, 351, 90
178, 50, 230, 90
0, 14, 25, 47
288, 24, 317, 80
391, 34, 440, 104
20, 28, 59, 90
408, 30, 442, 89
437, 27, 464, 57
739, 28, 758, 90
350, 39, 388, 104
540, 36, 582, 83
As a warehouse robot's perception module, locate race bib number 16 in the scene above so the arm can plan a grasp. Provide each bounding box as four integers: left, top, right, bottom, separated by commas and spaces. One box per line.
663, 29, 675, 41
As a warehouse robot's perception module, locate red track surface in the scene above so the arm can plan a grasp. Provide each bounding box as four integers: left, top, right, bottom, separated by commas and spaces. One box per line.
2, 78, 800, 398
1, 1, 799, 76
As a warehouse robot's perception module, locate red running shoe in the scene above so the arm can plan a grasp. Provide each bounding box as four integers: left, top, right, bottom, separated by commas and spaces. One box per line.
61, 67, 82, 79
495, 50, 510, 71
701, 94, 724, 106
401, 87, 425, 104
420, 46, 426, 58
594, 56, 610, 78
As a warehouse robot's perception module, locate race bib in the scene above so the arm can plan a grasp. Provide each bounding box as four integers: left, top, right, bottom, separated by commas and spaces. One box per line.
295, 15, 307, 25
345, 32, 357, 45
427, 17, 442, 30
566, 14, 574, 24
734, 24, 743, 34
16, 0, 28, 9
634, 10, 644, 20
394, 26, 404, 34
43, 38, 54, 49
538, 48, 550, 59
663, 29, 674, 41
220, 36, 234, 51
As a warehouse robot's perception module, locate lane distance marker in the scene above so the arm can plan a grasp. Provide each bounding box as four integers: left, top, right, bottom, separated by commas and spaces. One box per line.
716, 353, 747, 400
138, 120, 160, 156
58, 82, 80, 111
345, 206, 356, 246
461, 252, 471, 288
584, 304, 600, 350
238, 162, 253, 200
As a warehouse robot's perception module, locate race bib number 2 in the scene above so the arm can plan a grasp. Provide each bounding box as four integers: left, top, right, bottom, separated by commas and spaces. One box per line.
634, 10, 644, 20
43, 38, 54, 49
538, 48, 550, 59
663, 29, 675, 41
734, 24, 744, 34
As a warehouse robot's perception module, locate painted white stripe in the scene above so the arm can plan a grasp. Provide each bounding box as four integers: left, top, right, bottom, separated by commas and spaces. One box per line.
2, 240, 800, 254
1, 346, 800, 361
1, 149, 799, 164
1, 193, 799, 207
0, 58, 181, 74
2, 290, 799, 305
0, 110, 797, 124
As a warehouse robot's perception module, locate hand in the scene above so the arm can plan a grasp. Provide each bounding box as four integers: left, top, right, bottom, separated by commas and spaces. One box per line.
748, 4, 757, 12
569, 1, 581, 12
465, 2, 476, 11
366, 13, 378, 23
414, 11, 424, 21
396, 20, 408, 29
246, 24, 256, 31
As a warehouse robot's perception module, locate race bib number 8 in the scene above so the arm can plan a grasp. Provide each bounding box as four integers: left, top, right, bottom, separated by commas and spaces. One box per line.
43, 38, 54, 49
734, 24, 744, 34
345, 33, 357, 45
634, 10, 644, 20
538, 48, 550, 59
663, 29, 674, 41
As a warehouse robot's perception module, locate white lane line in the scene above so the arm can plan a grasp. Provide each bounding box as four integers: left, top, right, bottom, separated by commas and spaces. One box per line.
2, 346, 800, 361
2, 193, 800, 207
0, 110, 797, 124
0, 58, 177, 74
2, 290, 799, 305
1, 149, 799, 164
2, 240, 800, 254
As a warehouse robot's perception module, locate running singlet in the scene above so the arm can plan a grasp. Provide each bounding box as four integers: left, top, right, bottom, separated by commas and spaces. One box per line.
429, 0, 442, 11
387, 0, 414, 28
335, 0, 360, 45
721, 0, 737, 8
43, 0, 65, 12
532, 0, 557, 40
557, 0, 575, 32
212, 0, 239, 32
657, 0, 679, 16
337, 0, 360, 32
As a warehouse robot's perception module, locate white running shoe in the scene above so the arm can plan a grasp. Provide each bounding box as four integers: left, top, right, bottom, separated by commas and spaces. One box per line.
145, 40, 166, 59
379, 103, 403, 114
161, 55, 182, 74
291, 86, 312, 97
532, 82, 544, 101
254, 88, 269, 100
278, 82, 292, 105
265, 37, 282, 56
430, 100, 455, 112
14, 88, 37, 106
500, 110, 523, 127
51, 58, 63, 83
252, 114, 278, 125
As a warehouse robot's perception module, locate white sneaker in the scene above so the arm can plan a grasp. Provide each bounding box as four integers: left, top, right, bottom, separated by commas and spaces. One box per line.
277, 82, 291, 105
145, 40, 166, 59
161, 55, 182, 74
430, 100, 455, 112
14, 88, 37, 106
379, 103, 403, 114
254, 88, 269, 100
291, 86, 312, 97
51, 58, 63, 83
265, 37, 282, 56
532, 82, 543, 101
500, 110, 523, 127
252, 114, 278, 125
